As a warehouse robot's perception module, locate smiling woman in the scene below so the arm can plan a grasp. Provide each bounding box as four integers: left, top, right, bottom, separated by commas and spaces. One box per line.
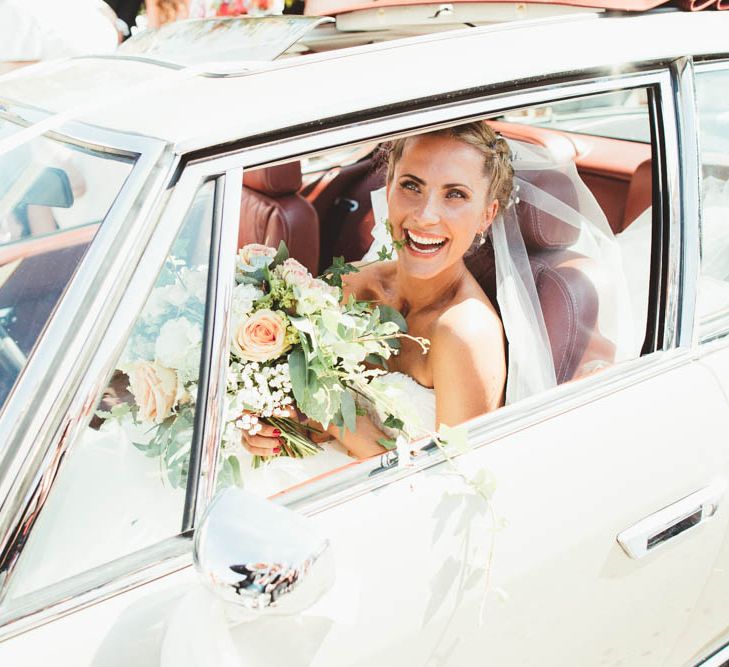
239, 123, 511, 463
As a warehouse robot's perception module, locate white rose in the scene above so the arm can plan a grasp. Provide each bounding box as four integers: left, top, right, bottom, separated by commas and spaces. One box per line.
155, 317, 202, 382
295, 281, 340, 316
231, 283, 263, 320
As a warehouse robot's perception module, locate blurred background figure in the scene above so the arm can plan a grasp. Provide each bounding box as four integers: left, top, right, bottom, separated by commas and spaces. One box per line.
0, 0, 120, 74
188, 0, 285, 16
103, 1, 190, 35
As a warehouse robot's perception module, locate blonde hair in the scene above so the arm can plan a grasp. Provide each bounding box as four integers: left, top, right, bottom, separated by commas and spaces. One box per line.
386, 122, 514, 212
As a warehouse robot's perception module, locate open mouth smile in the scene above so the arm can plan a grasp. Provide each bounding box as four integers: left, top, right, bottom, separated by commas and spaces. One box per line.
404, 229, 449, 256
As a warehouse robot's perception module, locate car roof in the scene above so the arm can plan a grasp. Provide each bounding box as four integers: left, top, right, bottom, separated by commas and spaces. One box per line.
0, 11, 727, 154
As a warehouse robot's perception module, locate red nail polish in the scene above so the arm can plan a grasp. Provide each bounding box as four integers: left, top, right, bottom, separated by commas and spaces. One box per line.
272, 429, 281, 436
273, 447, 281, 454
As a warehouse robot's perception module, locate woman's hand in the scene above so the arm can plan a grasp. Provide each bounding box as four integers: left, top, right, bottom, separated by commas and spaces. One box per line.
239, 412, 287, 457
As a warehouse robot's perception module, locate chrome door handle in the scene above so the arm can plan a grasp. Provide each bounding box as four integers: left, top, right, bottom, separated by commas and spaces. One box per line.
617, 482, 725, 559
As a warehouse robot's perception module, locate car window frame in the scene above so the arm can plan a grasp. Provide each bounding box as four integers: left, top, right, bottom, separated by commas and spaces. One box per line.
0, 161, 238, 637
0, 63, 692, 641
693, 57, 729, 347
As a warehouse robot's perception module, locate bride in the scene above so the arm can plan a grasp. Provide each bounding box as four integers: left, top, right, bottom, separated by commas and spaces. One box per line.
242, 122, 514, 462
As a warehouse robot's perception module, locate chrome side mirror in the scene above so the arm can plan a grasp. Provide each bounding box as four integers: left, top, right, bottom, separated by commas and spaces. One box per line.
193, 486, 334, 616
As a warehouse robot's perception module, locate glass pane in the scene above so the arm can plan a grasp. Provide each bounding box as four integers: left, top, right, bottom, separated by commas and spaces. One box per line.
4, 180, 215, 602
118, 16, 328, 65
696, 68, 729, 336
0, 126, 136, 411
502, 88, 651, 143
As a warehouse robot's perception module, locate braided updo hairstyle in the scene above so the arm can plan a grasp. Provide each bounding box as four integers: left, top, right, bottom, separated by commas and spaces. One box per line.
386, 121, 514, 213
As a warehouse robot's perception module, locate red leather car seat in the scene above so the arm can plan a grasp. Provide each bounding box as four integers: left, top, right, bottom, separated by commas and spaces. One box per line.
466, 155, 618, 383
239, 162, 320, 275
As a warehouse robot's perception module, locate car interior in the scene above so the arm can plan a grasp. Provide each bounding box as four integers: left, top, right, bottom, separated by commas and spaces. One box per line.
238, 111, 654, 386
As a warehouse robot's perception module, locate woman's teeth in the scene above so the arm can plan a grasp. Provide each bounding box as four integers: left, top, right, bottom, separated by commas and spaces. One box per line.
405, 230, 447, 254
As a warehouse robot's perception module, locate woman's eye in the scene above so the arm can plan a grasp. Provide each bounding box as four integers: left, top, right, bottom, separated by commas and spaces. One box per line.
446, 189, 467, 199
400, 180, 420, 193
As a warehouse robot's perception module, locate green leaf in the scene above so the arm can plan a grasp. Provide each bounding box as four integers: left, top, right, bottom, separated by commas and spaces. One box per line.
110, 402, 131, 418
236, 270, 265, 286
377, 437, 397, 450
340, 390, 357, 433
271, 240, 289, 268
377, 304, 408, 332
364, 353, 387, 368
227, 455, 243, 487
383, 414, 404, 431
288, 347, 308, 404
321, 256, 359, 288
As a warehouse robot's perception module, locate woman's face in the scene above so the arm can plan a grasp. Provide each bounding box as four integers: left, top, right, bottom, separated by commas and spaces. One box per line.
387, 133, 498, 281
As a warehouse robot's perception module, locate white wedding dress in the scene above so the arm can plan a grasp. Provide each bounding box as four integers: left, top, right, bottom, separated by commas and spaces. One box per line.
240, 372, 436, 498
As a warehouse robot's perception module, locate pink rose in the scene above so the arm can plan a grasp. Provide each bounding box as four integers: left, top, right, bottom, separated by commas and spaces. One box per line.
277, 257, 312, 288
127, 361, 183, 424
238, 244, 276, 270
231, 309, 290, 362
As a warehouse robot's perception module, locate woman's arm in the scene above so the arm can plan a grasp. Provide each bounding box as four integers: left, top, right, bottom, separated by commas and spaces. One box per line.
325, 414, 387, 459
430, 298, 506, 428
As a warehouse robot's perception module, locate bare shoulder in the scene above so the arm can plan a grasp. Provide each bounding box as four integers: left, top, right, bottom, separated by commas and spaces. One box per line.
429, 295, 506, 418
432, 295, 504, 350
341, 260, 396, 302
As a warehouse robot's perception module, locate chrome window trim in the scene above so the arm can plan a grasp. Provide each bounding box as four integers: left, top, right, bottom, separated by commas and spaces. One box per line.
695, 639, 729, 667
670, 57, 701, 350
0, 125, 169, 523
693, 58, 729, 345
655, 66, 683, 351
191, 168, 241, 528
0, 66, 684, 639
694, 57, 729, 73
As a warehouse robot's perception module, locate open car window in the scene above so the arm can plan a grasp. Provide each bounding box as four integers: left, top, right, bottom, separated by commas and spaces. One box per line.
210, 84, 657, 501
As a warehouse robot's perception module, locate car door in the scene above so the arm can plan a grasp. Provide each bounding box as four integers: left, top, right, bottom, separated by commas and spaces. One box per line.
158, 72, 729, 666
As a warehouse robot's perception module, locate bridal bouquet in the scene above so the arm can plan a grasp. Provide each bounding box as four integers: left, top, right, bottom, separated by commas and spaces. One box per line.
222, 242, 424, 470
105, 241, 425, 487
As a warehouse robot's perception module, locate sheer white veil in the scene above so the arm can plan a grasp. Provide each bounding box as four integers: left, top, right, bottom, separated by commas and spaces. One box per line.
364, 137, 637, 404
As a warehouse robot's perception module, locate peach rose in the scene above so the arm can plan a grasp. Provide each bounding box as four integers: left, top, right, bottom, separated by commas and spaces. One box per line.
127, 361, 183, 424
276, 257, 311, 288
238, 243, 276, 270
231, 309, 290, 362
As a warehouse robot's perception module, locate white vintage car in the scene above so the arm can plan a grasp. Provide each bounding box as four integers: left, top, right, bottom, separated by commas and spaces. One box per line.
0, 6, 728, 666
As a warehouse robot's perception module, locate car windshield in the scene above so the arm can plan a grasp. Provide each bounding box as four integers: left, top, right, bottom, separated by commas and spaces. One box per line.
0, 116, 136, 413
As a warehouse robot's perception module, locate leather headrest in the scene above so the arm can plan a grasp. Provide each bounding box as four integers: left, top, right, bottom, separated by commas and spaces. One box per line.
516, 169, 580, 251
243, 162, 302, 196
